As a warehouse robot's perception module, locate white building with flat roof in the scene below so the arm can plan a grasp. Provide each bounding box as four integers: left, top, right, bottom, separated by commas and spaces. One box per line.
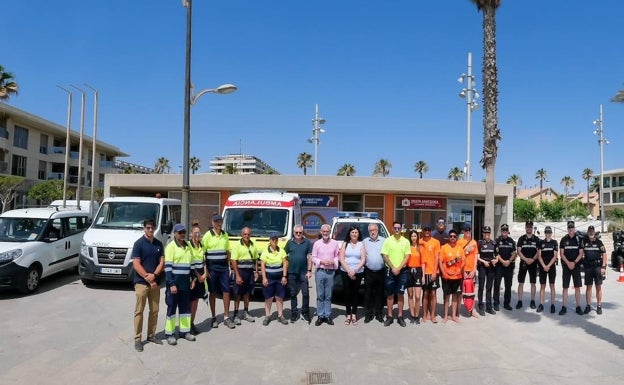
209, 154, 279, 175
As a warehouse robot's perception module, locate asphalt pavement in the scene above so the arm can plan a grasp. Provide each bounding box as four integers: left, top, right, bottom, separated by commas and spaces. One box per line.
1, 261, 623, 385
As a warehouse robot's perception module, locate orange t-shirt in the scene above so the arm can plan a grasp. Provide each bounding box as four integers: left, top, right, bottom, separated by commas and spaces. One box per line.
439, 243, 465, 280
407, 245, 422, 268
458, 238, 477, 273
419, 237, 441, 274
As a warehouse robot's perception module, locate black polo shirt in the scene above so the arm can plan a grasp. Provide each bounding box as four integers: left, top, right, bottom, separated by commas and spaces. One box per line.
131, 235, 164, 285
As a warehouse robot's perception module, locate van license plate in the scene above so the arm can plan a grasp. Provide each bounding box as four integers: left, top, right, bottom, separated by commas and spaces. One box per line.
101, 268, 122, 274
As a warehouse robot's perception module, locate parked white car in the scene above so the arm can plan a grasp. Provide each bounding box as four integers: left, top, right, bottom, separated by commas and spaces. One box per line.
0, 207, 90, 294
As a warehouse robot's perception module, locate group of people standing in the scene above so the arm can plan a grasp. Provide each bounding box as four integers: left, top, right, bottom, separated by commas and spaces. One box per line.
130, 214, 608, 352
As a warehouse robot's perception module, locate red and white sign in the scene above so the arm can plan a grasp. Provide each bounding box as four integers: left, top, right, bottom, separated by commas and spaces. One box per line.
226, 199, 295, 207
401, 197, 446, 209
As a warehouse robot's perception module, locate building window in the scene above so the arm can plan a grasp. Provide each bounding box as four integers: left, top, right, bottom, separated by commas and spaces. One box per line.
604, 178, 611, 188
40, 134, 49, 154
11, 154, 27, 176
0, 117, 8, 139
38, 161, 47, 180
618, 176, 624, 187
13, 125, 28, 149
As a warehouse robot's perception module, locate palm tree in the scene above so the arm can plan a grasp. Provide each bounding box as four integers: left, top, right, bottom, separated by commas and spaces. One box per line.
582, 168, 594, 211
561, 175, 574, 217
223, 164, 238, 174
589, 175, 600, 193
506, 174, 522, 199
372, 159, 391, 177
154, 157, 170, 174
535, 168, 548, 205
0, 66, 18, 100
414, 160, 429, 179
337, 164, 356, 176
189, 156, 201, 174
472, 0, 502, 233
296, 152, 314, 176
448, 167, 464, 181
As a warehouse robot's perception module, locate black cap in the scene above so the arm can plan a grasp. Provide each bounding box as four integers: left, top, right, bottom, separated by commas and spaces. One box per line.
422, 225, 432, 231
501, 224, 509, 231
269, 232, 279, 239
544, 226, 552, 233
567, 221, 575, 229
449, 229, 458, 236
588, 225, 595, 231
212, 214, 224, 222
525, 220, 534, 227
482, 225, 492, 233
462, 223, 471, 231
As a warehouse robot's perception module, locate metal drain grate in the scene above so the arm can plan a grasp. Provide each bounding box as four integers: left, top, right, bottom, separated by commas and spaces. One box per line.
307, 371, 333, 384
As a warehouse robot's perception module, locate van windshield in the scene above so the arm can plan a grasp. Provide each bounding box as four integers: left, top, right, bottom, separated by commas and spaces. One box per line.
93, 202, 159, 229
0, 217, 48, 242
223, 208, 289, 237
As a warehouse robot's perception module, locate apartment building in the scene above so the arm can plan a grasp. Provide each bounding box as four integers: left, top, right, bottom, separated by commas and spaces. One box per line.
603, 168, 624, 213
0, 102, 128, 208
209, 154, 279, 175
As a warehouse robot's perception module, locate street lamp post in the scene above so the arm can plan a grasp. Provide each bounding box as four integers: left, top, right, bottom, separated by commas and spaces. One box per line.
458, 52, 479, 182
181, 0, 236, 229
307, 104, 326, 176
593, 104, 609, 233
85, 83, 98, 219
70, 85, 86, 210
57, 86, 73, 208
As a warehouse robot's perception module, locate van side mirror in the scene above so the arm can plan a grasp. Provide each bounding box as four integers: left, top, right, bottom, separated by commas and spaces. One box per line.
162, 221, 173, 234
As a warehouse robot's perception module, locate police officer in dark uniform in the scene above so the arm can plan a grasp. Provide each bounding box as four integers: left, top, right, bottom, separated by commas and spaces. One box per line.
536, 226, 558, 313
494, 224, 516, 311
582, 225, 606, 315
476, 225, 496, 315
559, 221, 584, 315
516, 220, 540, 309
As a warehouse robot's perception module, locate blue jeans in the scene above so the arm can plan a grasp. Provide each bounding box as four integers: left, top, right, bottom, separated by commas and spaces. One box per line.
288, 272, 310, 317
315, 269, 335, 318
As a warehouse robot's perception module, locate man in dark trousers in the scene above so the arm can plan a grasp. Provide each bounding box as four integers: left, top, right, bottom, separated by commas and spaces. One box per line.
285, 224, 313, 323
494, 224, 516, 311
559, 221, 584, 315
476, 225, 497, 315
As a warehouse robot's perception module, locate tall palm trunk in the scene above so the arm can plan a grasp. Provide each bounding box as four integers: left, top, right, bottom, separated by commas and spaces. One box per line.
480, 5, 501, 229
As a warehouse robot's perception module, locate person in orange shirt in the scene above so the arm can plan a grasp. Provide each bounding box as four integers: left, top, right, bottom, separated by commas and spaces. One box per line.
420, 225, 441, 323
457, 223, 478, 318
406, 229, 423, 324
439, 229, 465, 323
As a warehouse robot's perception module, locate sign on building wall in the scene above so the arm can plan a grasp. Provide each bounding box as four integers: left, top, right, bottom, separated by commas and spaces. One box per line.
400, 197, 446, 210
300, 194, 339, 239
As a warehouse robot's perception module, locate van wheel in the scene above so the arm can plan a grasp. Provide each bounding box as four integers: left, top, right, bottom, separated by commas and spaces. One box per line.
19, 265, 41, 294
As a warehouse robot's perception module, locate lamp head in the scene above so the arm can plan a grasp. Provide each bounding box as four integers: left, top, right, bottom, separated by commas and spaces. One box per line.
458, 74, 466, 83
319, 118, 326, 124
459, 89, 467, 98
216, 84, 237, 94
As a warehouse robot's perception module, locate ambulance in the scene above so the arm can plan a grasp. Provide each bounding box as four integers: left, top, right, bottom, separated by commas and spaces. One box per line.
221, 192, 302, 254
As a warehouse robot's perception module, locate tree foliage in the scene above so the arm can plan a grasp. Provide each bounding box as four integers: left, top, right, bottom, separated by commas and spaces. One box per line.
0, 176, 24, 212
28, 180, 68, 205
513, 199, 537, 222
0, 65, 19, 100
414, 160, 429, 179
538, 198, 565, 221
296, 152, 313, 176
372, 159, 391, 177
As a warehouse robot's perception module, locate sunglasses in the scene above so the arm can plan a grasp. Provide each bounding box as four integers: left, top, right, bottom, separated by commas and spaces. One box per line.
449, 235, 458, 238
393, 227, 402, 230
294, 231, 303, 235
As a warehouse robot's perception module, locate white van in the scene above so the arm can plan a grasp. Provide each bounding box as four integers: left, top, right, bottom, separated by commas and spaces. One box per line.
222, 192, 302, 253
78, 197, 181, 284
49, 199, 101, 219
0, 207, 90, 294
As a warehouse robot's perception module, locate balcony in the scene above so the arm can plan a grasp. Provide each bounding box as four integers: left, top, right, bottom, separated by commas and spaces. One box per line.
47, 147, 67, 163
99, 160, 116, 170
47, 172, 64, 180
